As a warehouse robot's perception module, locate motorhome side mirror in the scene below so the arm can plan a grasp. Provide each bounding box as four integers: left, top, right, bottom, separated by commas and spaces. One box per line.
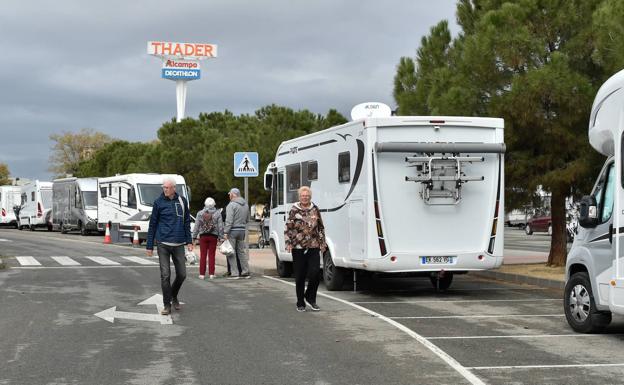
264, 172, 273, 191
579, 195, 599, 228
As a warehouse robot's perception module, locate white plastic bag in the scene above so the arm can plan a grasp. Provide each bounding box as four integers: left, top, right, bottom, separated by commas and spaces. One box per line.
185, 249, 198, 265
219, 239, 234, 255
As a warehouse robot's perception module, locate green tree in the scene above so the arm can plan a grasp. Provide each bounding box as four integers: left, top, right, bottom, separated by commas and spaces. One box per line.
394, 0, 615, 266
0, 163, 10, 185
49, 128, 113, 177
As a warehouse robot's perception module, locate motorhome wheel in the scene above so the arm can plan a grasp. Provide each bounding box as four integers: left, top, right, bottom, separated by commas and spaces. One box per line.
60, 222, 68, 234
29, 220, 34, 231
564, 272, 611, 333
79, 222, 87, 236
525, 224, 533, 235
323, 251, 345, 291
275, 255, 293, 278
430, 272, 453, 291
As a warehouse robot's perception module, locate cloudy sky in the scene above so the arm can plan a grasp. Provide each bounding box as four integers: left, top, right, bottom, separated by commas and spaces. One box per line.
0, 0, 458, 181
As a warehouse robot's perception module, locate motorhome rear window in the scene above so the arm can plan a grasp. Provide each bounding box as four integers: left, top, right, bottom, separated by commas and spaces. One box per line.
338, 152, 350, 183
308, 161, 318, 181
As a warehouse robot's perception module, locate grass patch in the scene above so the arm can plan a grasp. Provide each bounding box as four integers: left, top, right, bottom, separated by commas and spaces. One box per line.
496, 263, 565, 281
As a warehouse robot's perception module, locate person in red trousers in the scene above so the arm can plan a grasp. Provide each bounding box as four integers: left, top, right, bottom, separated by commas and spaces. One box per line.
192, 197, 224, 279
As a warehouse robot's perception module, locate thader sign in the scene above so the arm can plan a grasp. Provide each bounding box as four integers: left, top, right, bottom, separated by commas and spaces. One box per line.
147, 41, 218, 58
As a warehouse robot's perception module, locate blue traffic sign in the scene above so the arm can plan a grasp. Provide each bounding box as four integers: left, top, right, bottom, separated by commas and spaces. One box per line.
234, 152, 259, 177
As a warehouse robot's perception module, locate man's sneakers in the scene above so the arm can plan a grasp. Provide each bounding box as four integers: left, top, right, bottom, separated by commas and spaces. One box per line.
305, 296, 320, 311
226, 275, 240, 280
296, 306, 306, 312
161, 305, 171, 315
208, 275, 215, 279
198, 275, 205, 280
241, 273, 251, 279
172, 298, 181, 311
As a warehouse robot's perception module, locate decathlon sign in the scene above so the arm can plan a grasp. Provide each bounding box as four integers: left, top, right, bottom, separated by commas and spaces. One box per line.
162, 59, 200, 80
147, 41, 218, 59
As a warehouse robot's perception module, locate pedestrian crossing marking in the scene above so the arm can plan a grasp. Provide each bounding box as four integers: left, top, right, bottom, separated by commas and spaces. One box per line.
86, 256, 121, 265
16, 256, 41, 266
51, 256, 81, 266
122, 256, 158, 265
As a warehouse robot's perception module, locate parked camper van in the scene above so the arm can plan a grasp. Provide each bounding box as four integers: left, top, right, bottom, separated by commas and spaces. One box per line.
52, 177, 98, 235
264, 103, 505, 290
18, 180, 53, 231
564, 69, 624, 332
0, 185, 21, 227
97, 173, 188, 231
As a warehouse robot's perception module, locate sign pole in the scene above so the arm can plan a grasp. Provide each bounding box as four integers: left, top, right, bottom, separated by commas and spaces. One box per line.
175, 80, 187, 122
244, 177, 249, 260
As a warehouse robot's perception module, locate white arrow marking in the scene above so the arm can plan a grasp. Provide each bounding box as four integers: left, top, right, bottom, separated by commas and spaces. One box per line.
138, 293, 185, 314
94, 306, 172, 325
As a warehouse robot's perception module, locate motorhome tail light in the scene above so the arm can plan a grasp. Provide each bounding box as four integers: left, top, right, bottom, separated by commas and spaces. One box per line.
491, 219, 498, 236
374, 201, 380, 218
429, 120, 445, 124
376, 222, 384, 238
379, 239, 387, 256
478, 255, 484, 261
1, 208, 5, 217
390, 256, 397, 263
37, 202, 43, 217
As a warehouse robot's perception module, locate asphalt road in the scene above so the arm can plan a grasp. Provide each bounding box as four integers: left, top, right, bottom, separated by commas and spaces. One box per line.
1, 228, 622, 385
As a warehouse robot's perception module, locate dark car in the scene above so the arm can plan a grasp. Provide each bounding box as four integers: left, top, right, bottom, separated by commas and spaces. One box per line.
525, 215, 551, 236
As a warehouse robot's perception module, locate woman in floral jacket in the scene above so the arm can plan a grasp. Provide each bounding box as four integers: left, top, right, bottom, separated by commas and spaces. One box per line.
285, 186, 327, 312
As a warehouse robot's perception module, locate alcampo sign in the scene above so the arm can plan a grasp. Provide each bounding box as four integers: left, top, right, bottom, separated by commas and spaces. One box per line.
162, 59, 200, 81
147, 41, 218, 58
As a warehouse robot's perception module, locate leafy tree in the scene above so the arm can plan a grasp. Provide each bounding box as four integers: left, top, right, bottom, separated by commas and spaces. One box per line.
49, 128, 112, 177
0, 163, 10, 185
394, 0, 617, 266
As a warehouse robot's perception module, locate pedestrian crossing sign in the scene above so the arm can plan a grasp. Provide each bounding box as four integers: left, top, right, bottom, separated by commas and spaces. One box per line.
234, 152, 259, 177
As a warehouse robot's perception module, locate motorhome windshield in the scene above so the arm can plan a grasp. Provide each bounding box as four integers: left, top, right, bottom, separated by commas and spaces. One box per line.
138, 183, 187, 206
41, 189, 52, 209
83, 191, 97, 209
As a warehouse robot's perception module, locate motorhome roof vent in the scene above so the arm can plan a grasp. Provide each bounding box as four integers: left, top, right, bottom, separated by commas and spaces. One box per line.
350, 102, 392, 121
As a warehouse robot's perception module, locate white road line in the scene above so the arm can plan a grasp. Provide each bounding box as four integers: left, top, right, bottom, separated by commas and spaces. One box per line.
263, 275, 485, 385
86, 256, 120, 266
16, 256, 41, 266
427, 334, 624, 340
354, 299, 560, 304
467, 363, 624, 370
122, 256, 158, 265
0, 238, 11, 242
391, 314, 564, 320
50, 256, 81, 266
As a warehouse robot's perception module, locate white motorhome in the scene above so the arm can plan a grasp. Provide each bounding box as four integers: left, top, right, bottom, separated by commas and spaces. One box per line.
97, 173, 189, 231
264, 104, 505, 290
52, 177, 98, 235
564, 68, 624, 332
17, 180, 53, 231
0, 185, 21, 227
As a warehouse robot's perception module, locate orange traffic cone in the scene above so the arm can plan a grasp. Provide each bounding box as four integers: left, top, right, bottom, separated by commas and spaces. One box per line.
103, 222, 112, 244
132, 225, 140, 247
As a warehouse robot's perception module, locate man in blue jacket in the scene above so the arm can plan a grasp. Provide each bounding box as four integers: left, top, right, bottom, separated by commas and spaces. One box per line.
146, 177, 194, 315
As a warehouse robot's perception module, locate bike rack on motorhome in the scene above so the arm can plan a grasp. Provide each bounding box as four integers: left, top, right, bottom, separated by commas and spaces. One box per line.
564, 68, 624, 332
264, 103, 505, 290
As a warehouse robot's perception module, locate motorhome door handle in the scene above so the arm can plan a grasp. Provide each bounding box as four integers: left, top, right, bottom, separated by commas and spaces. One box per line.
609, 223, 613, 244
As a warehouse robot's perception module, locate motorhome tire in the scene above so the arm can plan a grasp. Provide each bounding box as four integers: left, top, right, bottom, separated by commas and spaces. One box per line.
80, 222, 87, 236
47, 224, 53, 231
564, 272, 612, 333
323, 251, 345, 291
29, 221, 34, 231
60, 222, 68, 234
525, 224, 533, 235
276, 255, 293, 278
430, 272, 453, 291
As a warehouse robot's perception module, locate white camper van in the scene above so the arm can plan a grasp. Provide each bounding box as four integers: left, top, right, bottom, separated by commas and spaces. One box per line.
564, 69, 624, 332
97, 173, 189, 231
52, 177, 98, 235
264, 103, 505, 290
18, 180, 53, 231
0, 185, 21, 227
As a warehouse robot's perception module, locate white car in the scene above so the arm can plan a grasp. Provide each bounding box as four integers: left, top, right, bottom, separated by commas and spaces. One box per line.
119, 211, 195, 244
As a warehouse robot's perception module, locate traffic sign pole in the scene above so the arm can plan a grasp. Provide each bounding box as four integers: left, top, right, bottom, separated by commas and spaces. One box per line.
244, 176, 249, 261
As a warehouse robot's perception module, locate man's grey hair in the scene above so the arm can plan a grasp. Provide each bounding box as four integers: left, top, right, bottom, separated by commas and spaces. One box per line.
162, 176, 177, 187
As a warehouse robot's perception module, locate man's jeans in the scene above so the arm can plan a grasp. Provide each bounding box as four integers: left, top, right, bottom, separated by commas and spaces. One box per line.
157, 243, 187, 307
227, 230, 249, 276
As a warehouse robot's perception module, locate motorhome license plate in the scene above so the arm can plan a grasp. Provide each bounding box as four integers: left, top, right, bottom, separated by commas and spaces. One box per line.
421, 256, 456, 264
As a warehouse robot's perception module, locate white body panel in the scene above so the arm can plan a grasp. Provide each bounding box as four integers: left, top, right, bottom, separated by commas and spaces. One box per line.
96, 173, 188, 231
52, 177, 98, 232
267, 116, 505, 273
18, 180, 53, 229
0, 186, 21, 225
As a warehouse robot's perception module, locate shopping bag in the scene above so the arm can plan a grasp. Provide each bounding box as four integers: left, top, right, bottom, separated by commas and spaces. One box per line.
185, 249, 198, 265
219, 239, 234, 255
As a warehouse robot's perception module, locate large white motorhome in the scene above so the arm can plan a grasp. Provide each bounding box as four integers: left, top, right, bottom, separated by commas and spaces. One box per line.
52, 177, 98, 235
264, 104, 505, 290
564, 68, 624, 332
97, 173, 189, 231
0, 185, 21, 227
17, 180, 53, 231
